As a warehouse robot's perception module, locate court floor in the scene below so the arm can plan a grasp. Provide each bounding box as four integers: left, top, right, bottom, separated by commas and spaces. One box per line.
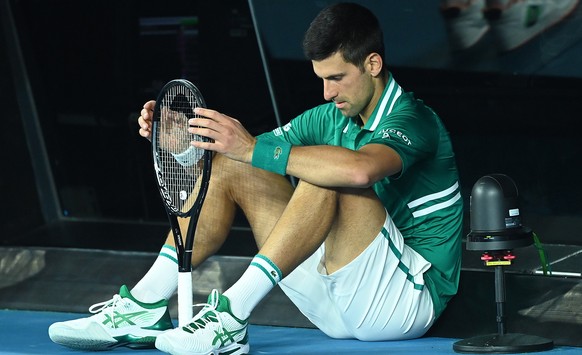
1, 309, 580, 355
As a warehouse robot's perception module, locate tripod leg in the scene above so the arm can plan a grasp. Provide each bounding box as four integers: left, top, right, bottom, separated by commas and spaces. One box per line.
495, 265, 506, 335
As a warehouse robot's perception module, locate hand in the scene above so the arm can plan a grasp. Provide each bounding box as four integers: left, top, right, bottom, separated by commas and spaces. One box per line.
188, 108, 256, 163
138, 100, 196, 154
138, 100, 156, 141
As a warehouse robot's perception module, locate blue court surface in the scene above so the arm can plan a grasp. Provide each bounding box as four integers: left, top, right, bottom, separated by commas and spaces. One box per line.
1, 309, 580, 354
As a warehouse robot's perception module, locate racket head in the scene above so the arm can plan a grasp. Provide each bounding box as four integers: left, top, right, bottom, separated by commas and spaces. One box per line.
152, 79, 212, 218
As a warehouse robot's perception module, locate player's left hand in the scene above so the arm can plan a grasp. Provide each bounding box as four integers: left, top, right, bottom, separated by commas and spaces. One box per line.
138, 100, 156, 141
188, 107, 256, 164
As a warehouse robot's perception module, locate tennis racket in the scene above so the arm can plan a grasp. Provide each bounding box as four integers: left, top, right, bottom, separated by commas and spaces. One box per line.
152, 79, 212, 327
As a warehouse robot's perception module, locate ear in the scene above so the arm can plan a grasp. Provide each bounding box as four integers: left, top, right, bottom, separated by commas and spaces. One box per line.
367, 53, 383, 77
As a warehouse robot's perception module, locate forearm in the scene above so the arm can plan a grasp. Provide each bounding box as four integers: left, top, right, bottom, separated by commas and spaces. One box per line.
286, 145, 373, 187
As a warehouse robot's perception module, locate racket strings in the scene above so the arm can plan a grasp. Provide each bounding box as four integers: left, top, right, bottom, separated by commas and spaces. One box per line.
155, 85, 206, 215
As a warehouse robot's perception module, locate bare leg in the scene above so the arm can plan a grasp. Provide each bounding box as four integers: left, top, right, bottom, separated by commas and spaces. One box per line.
164, 154, 294, 268
259, 180, 386, 276
258, 180, 337, 275
323, 187, 386, 274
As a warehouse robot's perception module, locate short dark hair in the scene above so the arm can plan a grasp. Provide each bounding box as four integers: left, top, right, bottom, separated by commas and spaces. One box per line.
302, 2, 385, 71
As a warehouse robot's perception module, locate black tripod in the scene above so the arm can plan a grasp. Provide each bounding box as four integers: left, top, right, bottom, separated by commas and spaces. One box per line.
453, 242, 554, 353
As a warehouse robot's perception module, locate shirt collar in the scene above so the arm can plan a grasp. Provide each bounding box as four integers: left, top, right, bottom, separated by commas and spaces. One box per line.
362, 73, 402, 132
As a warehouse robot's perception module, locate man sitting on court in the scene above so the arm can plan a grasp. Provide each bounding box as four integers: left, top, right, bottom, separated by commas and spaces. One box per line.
48, 3, 464, 354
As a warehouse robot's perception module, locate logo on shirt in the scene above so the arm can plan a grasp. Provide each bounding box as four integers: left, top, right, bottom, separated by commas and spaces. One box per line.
272, 122, 292, 137
380, 129, 412, 146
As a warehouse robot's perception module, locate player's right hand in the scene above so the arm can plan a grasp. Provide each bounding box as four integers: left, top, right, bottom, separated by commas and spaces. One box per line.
138, 100, 156, 141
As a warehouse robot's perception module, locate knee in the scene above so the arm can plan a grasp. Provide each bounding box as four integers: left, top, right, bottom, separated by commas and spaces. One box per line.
336, 186, 384, 213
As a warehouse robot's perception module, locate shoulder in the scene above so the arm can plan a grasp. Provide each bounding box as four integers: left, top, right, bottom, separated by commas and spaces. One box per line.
389, 93, 440, 132
297, 102, 342, 119
293, 102, 348, 130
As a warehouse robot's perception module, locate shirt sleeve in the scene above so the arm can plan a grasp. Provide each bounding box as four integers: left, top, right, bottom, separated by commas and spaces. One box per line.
367, 96, 440, 176
257, 103, 336, 146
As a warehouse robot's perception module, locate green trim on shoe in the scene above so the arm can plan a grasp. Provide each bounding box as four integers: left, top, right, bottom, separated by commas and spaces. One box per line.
119, 285, 168, 309
116, 285, 174, 331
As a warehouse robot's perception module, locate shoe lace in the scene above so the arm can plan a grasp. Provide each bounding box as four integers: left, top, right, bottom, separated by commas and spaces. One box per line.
183, 289, 224, 332
88, 294, 127, 328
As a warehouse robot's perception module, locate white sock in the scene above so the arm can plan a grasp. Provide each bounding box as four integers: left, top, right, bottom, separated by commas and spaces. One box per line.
223, 254, 282, 320
131, 244, 178, 303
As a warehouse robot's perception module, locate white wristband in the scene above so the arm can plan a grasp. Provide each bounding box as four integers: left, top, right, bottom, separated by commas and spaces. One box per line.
171, 146, 200, 167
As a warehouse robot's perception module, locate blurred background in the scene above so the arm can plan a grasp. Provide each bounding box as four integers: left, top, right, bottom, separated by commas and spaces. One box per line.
1, 0, 581, 252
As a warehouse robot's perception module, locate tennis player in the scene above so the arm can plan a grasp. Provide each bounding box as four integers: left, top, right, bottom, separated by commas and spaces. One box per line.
49, 3, 463, 354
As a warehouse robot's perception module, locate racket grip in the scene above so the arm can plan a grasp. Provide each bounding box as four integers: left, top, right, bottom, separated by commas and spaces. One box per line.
177, 271, 194, 327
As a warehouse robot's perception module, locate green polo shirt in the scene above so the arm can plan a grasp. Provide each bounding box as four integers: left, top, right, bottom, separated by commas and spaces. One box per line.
257, 74, 463, 319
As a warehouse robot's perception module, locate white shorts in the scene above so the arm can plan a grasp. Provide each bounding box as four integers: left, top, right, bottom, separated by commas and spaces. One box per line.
279, 212, 435, 341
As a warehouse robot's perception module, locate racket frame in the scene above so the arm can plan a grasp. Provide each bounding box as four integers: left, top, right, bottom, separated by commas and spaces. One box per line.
151, 79, 212, 326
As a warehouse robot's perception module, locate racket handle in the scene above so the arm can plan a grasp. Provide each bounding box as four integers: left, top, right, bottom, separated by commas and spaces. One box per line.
177, 271, 194, 327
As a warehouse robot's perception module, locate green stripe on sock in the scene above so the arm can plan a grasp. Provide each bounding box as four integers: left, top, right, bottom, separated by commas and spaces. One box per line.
160, 252, 178, 264
160, 244, 178, 264
256, 254, 283, 280
250, 262, 277, 286
162, 244, 176, 253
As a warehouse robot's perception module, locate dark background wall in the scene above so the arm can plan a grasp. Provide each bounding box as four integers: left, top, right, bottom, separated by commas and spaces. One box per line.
1, 0, 581, 251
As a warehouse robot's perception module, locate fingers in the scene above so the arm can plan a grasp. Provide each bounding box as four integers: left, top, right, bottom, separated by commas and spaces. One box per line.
194, 107, 213, 118
138, 122, 151, 140
189, 116, 221, 131
189, 108, 226, 135
191, 107, 240, 130
138, 100, 156, 141
194, 107, 232, 122
188, 107, 255, 163
144, 100, 155, 111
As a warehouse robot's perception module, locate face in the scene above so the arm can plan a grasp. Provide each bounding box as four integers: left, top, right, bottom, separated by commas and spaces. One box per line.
312, 52, 377, 121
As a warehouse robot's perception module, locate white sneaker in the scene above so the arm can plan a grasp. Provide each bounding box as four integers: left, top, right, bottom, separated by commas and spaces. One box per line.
155, 290, 249, 355
484, 0, 579, 51
441, 0, 490, 50
48, 285, 174, 350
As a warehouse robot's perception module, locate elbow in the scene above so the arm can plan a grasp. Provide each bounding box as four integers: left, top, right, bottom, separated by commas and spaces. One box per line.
347, 161, 400, 188
348, 170, 377, 188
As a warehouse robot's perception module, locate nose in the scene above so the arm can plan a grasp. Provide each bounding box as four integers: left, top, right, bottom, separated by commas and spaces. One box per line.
323, 80, 336, 102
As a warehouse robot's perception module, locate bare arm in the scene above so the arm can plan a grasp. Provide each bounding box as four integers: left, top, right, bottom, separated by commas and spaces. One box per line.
286, 143, 402, 188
